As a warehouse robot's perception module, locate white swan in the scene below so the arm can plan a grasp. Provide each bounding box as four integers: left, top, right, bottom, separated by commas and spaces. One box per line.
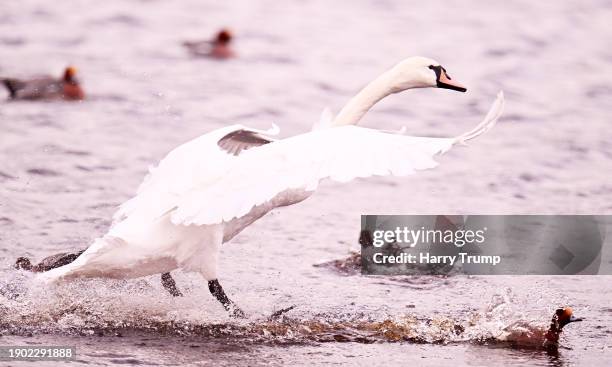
39, 57, 504, 316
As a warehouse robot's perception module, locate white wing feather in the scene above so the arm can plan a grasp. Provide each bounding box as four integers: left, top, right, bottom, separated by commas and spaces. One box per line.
112, 124, 277, 222
312, 108, 334, 130
171, 92, 504, 225
455, 91, 504, 144
116, 92, 503, 227
170, 127, 452, 225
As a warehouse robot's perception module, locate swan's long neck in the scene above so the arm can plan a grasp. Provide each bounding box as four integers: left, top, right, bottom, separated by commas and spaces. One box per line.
331, 69, 397, 127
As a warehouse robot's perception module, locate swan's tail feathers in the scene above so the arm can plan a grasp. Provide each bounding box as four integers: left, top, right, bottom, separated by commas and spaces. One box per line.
454, 91, 504, 145
36, 263, 73, 284
36, 236, 123, 284
312, 108, 334, 130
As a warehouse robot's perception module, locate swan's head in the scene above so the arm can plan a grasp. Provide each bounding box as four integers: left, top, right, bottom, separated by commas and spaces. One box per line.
389, 56, 466, 93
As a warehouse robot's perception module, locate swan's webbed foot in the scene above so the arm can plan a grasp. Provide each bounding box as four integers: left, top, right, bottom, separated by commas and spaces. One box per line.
161, 272, 183, 297
208, 279, 245, 318
228, 304, 246, 318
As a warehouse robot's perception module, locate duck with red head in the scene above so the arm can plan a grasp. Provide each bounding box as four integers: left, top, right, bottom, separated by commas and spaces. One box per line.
1, 66, 84, 101
61, 66, 85, 100
501, 307, 583, 349
544, 307, 583, 346
183, 28, 236, 59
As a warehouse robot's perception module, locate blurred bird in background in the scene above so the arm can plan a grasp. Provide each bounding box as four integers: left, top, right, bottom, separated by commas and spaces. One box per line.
1, 66, 84, 100
183, 28, 235, 59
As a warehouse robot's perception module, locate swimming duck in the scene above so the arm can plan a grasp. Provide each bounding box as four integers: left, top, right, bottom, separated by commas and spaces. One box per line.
501, 307, 583, 349
183, 28, 235, 59
1, 66, 84, 100
544, 307, 583, 347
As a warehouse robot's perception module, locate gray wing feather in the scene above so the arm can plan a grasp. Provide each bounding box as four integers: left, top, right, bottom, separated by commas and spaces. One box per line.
217, 129, 275, 156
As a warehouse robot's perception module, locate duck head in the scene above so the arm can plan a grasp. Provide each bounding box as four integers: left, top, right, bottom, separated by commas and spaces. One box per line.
545, 307, 583, 345
388, 56, 467, 93
215, 29, 233, 45
554, 307, 583, 330
63, 66, 79, 84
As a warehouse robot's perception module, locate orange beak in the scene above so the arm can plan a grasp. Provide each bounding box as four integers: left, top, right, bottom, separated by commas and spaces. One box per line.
437, 69, 466, 92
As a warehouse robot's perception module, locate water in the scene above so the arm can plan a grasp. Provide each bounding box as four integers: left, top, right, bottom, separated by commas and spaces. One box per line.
1, 0, 612, 365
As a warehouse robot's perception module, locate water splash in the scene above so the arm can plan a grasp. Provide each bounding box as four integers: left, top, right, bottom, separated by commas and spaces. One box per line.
0, 268, 566, 350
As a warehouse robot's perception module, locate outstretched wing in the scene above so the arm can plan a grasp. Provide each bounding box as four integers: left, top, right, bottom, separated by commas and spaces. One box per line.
455, 91, 504, 144
170, 92, 504, 225
112, 124, 279, 222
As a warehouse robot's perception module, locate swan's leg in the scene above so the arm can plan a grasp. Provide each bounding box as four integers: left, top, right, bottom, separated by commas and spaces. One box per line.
208, 279, 245, 318
160, 272, 182, 297
192, 225, 245, 318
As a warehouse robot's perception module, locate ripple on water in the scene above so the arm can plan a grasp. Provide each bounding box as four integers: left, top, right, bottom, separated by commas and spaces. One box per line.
0, 217, 15, 225
92, 14, 143, 27
63, 149, 92, 156
75, 164, 116, 172
0, 171, 18, 181
26, 168, 61, 177
0, 36, 26, 46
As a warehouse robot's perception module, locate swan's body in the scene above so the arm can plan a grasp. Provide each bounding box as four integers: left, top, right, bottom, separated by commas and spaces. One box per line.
39, 57, 504, 315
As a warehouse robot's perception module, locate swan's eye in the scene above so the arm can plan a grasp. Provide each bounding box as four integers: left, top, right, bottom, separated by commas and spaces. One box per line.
428, 65, 441, 79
